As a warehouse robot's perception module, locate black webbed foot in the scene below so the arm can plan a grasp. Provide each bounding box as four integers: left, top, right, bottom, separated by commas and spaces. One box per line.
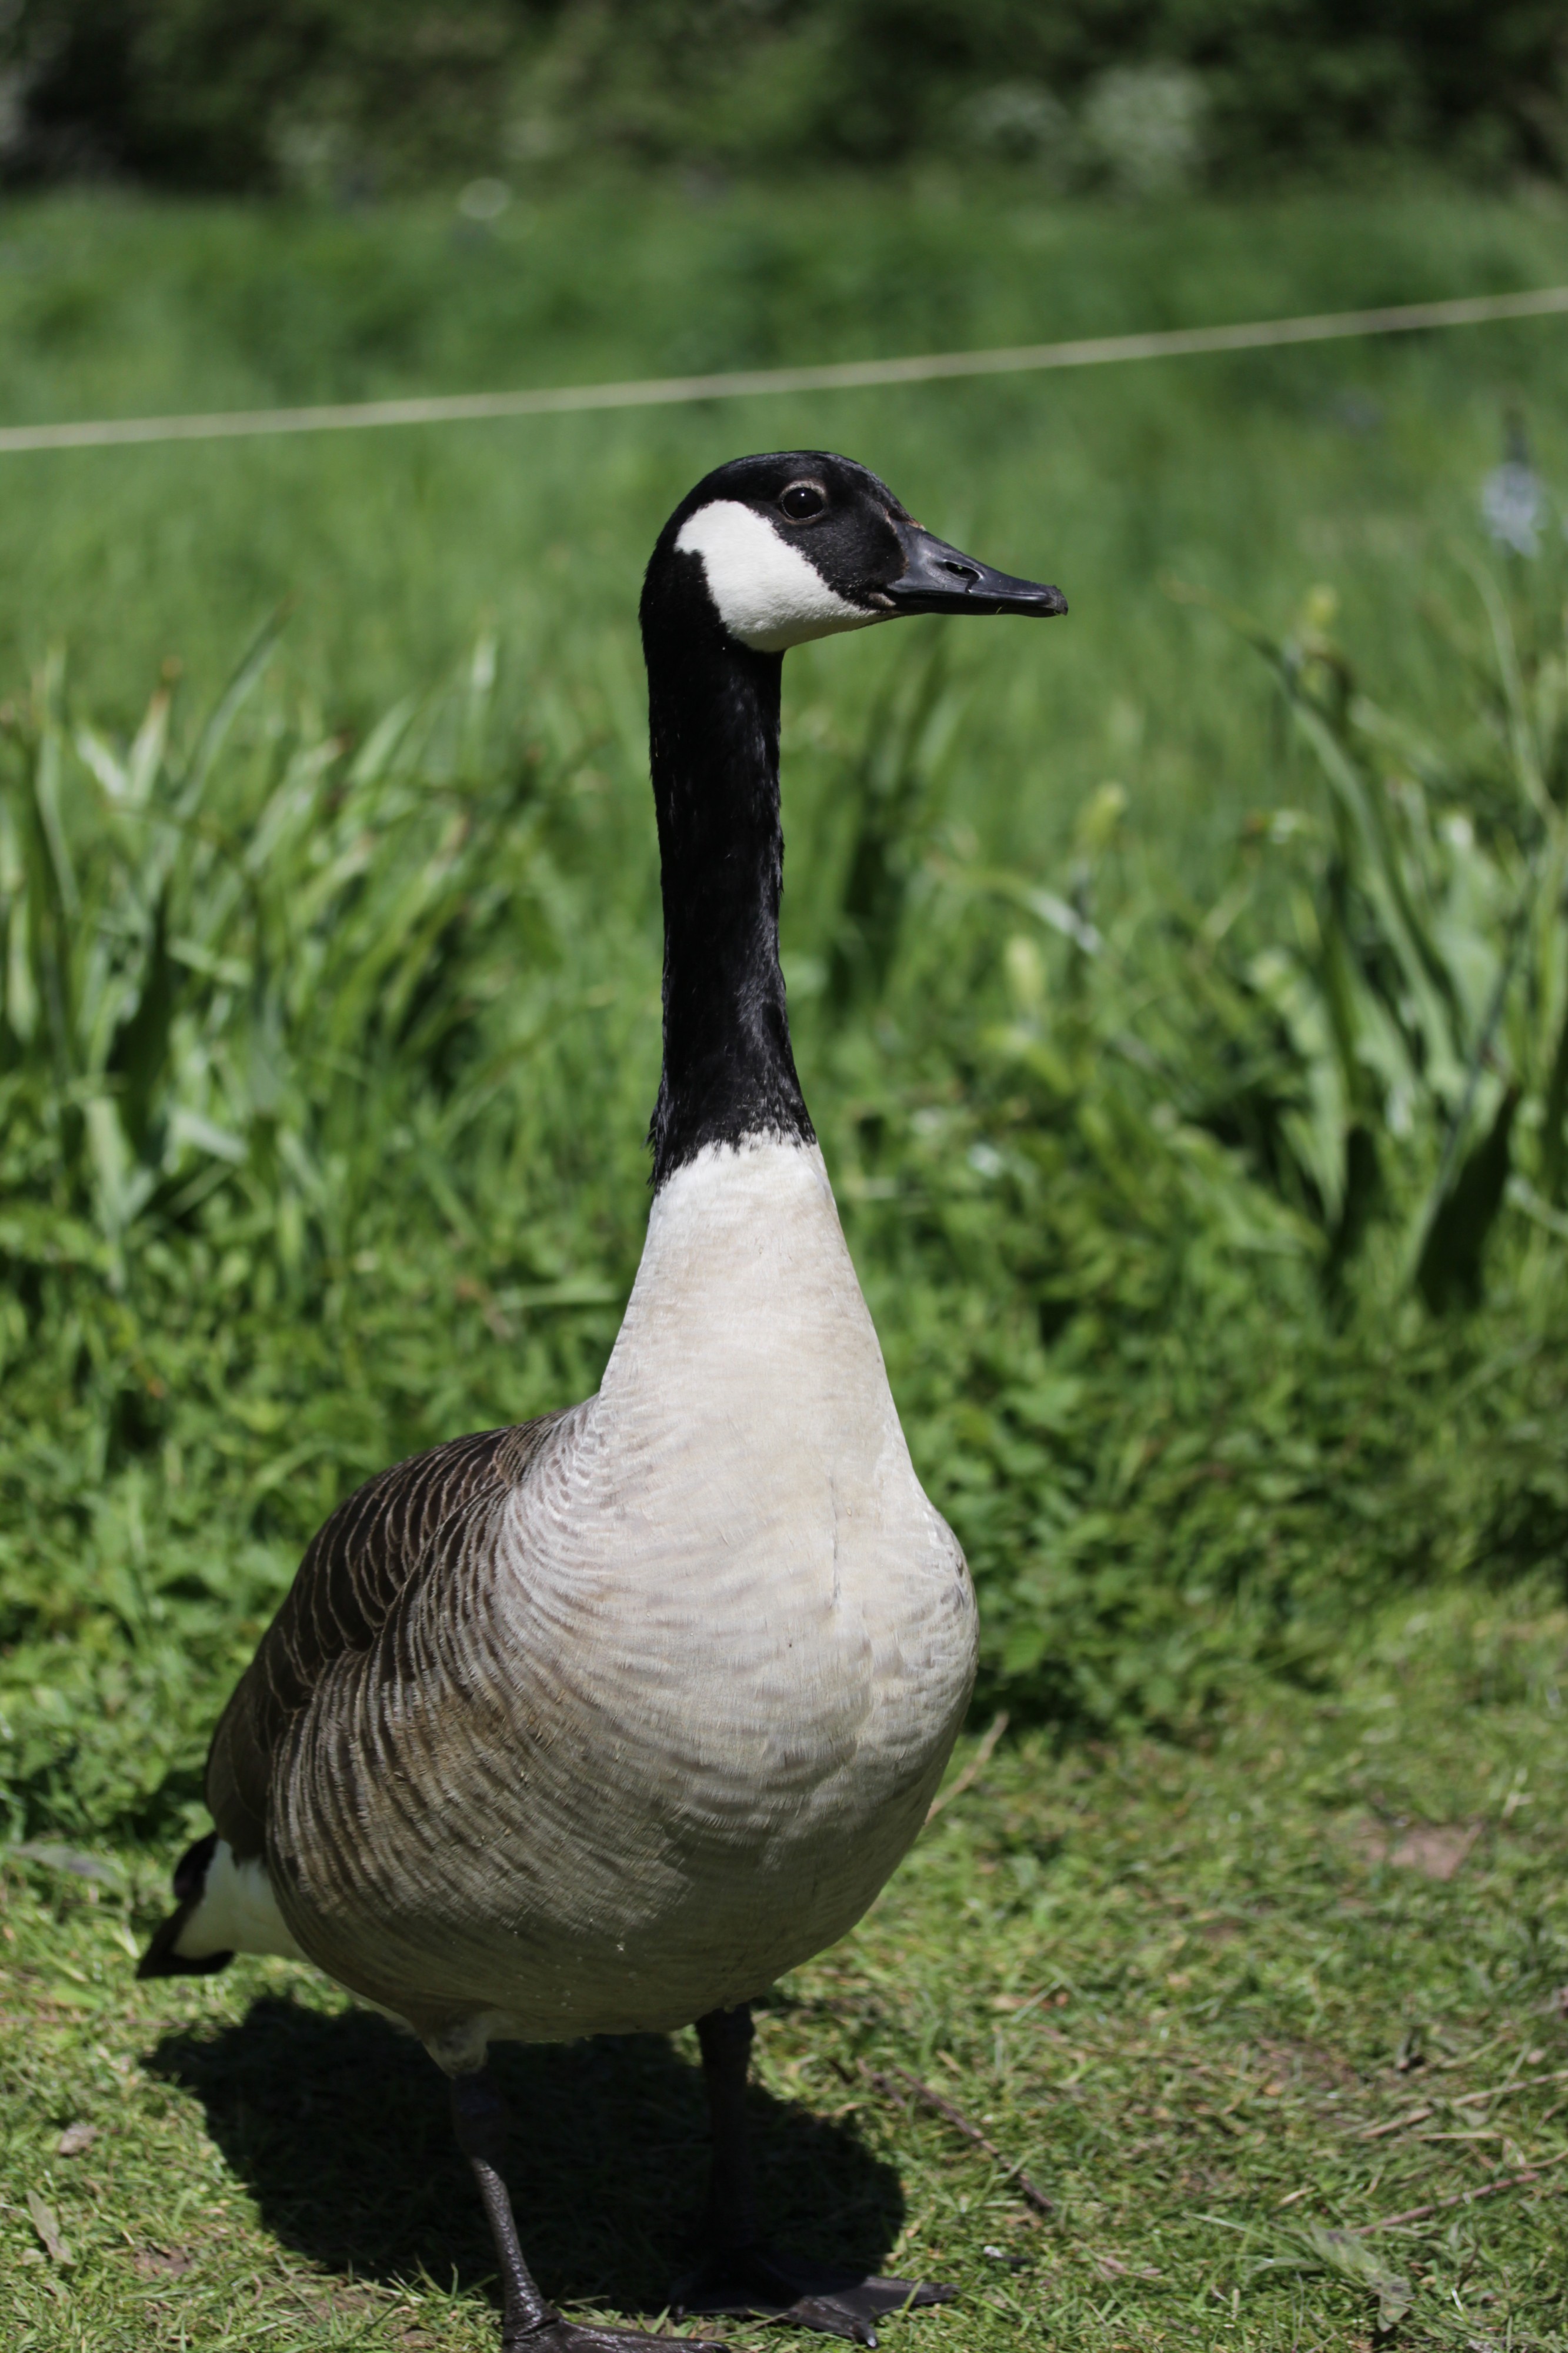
683, 2006, 959, 2344
505, 2320, 723, 2353
450, 2069, 725, 2353
673, 2245, 956, 2345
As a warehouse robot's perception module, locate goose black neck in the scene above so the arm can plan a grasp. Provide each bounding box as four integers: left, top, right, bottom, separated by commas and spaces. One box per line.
642, 596, 813, 1188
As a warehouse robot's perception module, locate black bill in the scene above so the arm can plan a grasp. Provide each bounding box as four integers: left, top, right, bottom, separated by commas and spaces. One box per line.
884, 521, 1067, 619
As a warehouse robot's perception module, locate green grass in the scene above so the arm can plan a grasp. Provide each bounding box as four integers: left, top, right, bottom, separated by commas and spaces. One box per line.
3, 544, 1566, 1837
4, 169, 1568, 2348
6, 1588, 1568, 2351
1, 172, 1567, 878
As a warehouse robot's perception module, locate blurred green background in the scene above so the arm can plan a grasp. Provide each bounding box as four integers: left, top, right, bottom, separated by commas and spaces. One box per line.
5, 1, 1564, 191
3, 185, 1567, 836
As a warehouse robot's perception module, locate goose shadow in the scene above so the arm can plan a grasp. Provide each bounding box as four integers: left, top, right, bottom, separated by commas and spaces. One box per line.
147, 1994, 908, 2319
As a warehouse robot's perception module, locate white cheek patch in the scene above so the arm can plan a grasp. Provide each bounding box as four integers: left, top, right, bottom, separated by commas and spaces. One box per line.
675, 500, 883, 652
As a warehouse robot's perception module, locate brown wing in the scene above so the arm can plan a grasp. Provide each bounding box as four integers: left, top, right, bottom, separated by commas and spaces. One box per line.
205, 1414, 566, 1859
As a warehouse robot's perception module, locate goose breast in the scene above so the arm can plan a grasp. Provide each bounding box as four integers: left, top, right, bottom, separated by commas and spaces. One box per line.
263, 1144, 976, 2048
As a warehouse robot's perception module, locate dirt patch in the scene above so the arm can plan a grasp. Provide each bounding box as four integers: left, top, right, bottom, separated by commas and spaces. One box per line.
1195, 1915, 1243, 1944
1340, 1814, 1482, 1881
134, 2246, 194, 2278
1390, 1822, 1482, 1881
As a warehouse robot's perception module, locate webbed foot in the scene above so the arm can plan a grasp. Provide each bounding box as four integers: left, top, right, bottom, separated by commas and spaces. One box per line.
505, 2319, 722, 2353
673, 2245, 956, 2345
450, 2069, 724, 2353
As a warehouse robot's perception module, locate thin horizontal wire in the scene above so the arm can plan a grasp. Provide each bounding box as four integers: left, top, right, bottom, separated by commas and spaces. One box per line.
2, 282, 1566, 458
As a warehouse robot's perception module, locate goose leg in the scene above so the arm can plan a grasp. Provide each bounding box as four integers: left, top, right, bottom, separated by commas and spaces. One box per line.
673, 2005, 956, 2346
451, 2071, 718, 2353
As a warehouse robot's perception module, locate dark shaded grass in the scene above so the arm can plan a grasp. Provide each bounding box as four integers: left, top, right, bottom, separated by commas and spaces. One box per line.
146, 2004, 906, 2320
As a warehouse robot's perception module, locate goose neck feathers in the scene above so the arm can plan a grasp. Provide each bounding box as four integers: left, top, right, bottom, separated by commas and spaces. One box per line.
641, 544, 810, 1188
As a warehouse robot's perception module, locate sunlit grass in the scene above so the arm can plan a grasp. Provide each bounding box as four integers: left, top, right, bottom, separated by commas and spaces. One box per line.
6, 1591, 1568, 2350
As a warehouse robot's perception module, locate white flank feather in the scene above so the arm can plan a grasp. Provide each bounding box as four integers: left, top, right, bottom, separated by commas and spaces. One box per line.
174, 1839, 305, 1961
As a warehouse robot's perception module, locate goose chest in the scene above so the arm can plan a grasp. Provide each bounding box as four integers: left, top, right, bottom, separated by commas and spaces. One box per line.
266, 1141, 976, 2051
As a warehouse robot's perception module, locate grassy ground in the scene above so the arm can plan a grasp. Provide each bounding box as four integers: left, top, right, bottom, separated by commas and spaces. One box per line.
5, 1585, 1568, 2352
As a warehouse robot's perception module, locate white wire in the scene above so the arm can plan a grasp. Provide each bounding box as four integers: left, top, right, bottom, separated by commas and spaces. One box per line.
1, 284, 1565, 457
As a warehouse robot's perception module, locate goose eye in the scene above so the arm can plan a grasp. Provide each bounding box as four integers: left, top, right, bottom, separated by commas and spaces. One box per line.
778, 482, 827, 521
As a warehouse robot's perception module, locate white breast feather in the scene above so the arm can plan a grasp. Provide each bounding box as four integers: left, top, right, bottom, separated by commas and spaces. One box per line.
675, 501, 881, 652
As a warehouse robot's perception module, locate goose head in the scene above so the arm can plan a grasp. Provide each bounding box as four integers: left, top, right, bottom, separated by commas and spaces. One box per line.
644, 450, 1067, 656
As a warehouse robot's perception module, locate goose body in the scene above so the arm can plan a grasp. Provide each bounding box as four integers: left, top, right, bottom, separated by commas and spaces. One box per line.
194, 1139, 973, 2061
142, 452, 1064, 2350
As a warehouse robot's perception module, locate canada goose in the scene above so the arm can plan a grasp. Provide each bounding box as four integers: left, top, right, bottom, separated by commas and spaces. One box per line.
139, 452, 1066, 2350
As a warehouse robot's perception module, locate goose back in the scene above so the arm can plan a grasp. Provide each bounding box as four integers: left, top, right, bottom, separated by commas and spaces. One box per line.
205, 1416, 568, 1863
